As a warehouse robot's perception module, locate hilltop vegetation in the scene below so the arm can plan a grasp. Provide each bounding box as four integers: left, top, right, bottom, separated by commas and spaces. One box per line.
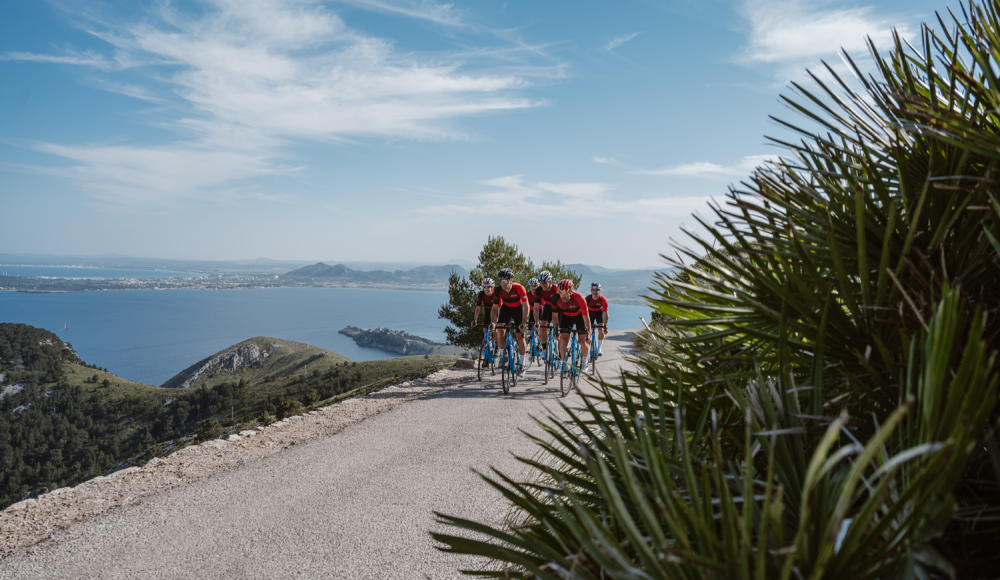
0, 323, 454, 510
281, 262, 466, 287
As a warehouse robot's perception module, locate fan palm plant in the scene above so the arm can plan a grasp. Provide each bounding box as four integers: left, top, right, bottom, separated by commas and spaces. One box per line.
433, 1, 1000, 577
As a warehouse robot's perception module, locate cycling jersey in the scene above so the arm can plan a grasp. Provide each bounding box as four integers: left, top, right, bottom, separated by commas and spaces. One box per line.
494, 283, 528, 307
534, 285, 559, 306
551, 291, 589, 317
586, 294, 609, 313
477, 290, 497, 309
526, 291, 539, 308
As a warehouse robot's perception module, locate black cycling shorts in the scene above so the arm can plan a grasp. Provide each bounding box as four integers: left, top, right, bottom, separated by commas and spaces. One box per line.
589, 311, 604, 326
559, 313, 588, 335
527, 311, 536, 325
497, 305, 525, 331
540, 304, 554, 322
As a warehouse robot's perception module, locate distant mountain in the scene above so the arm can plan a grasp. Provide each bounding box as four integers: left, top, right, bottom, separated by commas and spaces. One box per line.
564, 263, 676, 305
281, 262, 467, 285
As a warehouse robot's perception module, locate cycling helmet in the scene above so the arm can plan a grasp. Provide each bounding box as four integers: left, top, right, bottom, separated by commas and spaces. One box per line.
538, 271, 552, 282
557, 279, 574, 293
528, 277, 539, 286
498, 268, 514, 280
482, 278, 494, 287
591, 282, 602, 291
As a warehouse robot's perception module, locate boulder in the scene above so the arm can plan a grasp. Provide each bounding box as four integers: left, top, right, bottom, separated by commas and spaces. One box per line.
452, 358, 475, 369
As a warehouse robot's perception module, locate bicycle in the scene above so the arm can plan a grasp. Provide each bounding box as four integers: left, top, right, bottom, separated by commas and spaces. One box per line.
587, 324, 607, 374
559, 328, 583, 397
541, 321, 558, 384
494, 323, 521, 394
525, 323, 541, 369
474, 324, 497, 382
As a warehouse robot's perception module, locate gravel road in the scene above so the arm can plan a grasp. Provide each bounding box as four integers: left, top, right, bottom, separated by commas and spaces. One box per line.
0, 330, 640, 579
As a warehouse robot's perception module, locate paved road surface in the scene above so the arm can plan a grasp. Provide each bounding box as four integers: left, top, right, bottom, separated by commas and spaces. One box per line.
0, 330, 640, 579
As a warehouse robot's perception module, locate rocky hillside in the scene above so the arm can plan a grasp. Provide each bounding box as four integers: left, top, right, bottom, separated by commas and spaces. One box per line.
339, 326, 467, 356
160, 337, 352, 390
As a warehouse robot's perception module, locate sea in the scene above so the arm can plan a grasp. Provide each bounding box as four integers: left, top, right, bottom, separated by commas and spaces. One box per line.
0, 287, 650, 387
0, 266, 202, 279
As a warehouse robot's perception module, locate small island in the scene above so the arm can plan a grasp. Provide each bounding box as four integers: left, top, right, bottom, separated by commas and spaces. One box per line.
339, 326, 466, 356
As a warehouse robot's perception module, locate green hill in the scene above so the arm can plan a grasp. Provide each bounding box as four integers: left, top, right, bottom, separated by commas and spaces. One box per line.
0, 323, 456, 510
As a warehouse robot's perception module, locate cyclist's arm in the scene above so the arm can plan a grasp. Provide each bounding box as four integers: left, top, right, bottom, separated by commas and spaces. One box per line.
490, 303, 500, 325
471, 305, 480, 327
521, 301, 529, 329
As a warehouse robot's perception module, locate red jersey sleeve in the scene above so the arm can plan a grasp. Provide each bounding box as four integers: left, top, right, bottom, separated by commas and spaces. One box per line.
573, 292, 589, 315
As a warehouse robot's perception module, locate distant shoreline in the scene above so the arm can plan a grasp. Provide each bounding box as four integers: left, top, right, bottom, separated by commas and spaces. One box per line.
2, 283, 645, 305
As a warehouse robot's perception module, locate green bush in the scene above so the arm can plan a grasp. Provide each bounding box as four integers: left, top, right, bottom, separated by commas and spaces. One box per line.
275, 399, 302, 420
432, 2, 1000, 577
196, 418, 222, 442
302, 389, 320, 406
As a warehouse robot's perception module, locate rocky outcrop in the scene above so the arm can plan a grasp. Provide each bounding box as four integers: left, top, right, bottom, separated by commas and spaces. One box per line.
339, 327, 465, 356
175, 342, 280, 389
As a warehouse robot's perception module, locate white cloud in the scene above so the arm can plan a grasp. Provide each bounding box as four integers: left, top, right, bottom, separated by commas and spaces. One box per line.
739, 0, 911, 80
0, 51, 117, 71
604, 32, 640, 52
421, 175, 713, 221
21, 0, 548, 205
633, 155, 776, 178
34, 142, 294, 207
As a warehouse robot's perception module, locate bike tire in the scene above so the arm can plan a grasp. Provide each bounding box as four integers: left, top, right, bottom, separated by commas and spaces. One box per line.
477, 340, 487, 382
571, 347, 579, 391
543, 344, 550, 385
559, 354, 570, 397
501, 354, 511, 395
510, 350, 518, 389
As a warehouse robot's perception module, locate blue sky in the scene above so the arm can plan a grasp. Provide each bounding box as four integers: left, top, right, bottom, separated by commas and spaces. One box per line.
1, 0, 942, 268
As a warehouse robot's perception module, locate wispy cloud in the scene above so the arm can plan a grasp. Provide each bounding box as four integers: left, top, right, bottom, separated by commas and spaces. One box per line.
739, 0, 911, 80
421, 175, 713, 221
633, 155, 777, 178
333, 0, 464, 26
34, 142, 296, 207
0, 50, 117, 71
19, 0, 551, 205
604, 32, 640, 52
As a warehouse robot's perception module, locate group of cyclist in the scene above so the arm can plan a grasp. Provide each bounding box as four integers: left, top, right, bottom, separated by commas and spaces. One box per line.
470, 268, 610, 377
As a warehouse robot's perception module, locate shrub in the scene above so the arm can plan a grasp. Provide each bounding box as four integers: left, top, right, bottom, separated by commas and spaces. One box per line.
302, 389, 320, 406
275, 399, 302, 420
196, 418, 222, 442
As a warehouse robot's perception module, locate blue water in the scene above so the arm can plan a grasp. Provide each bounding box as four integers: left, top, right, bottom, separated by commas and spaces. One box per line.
0, 266, 202, 279
0, 288, 650, 386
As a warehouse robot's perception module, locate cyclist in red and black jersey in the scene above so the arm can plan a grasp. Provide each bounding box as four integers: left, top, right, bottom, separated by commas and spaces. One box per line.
586, 282, 610, 357
526, 278, 539, 326
551, 279, 592, 365
471, 278, 499, 349
532, 271, 560, 359
489, 268, 529, 375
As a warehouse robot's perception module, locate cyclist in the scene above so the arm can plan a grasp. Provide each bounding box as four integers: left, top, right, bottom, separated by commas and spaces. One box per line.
551, 279, 592, 367
490, 268, 529, 375
525, 277, 540, 361
532, 271, 559, 361
586, 282, 610, 356
471, 278, 499, 356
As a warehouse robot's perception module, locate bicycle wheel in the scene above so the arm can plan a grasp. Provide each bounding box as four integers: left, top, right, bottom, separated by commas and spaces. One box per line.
510, 349, 518, 389
559, 353, 570, 397
570, 346, 580, 390
477, 339, 487, 381
542, 343, 550, 385
500, 351, 511, 395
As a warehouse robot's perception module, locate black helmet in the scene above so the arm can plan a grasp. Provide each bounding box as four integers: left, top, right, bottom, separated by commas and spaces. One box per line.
498, 268, 514, 280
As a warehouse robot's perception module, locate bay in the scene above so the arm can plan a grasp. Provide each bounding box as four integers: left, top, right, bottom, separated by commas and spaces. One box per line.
0, 288, 650, 386
0, 266, 202, 279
